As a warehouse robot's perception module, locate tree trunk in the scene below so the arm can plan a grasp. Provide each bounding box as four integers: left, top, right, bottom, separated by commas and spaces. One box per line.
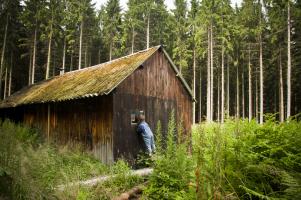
210, 22, 214, 121
192, 47, 196, 124
88, 51, 91, 67
32, 24, 37, 84
241, 62, 245, 119
109, 41, 112, 61
259, 1, 264, 124
236, 63, 240, 118
61, 38, 66, 75
84, 44, 88, 68
79, 20, 83, 69
279, 48, 284, 122
217, 72, 220, 122
206, 27, 211, 122
259, 34, 263, 124
287, 1, 291, 119
221, 40, 225, 123
248, 44, 252, 122
131, 27, 135, 54
274, 86, 277, 113
28, 49, 32, 85
46, 24, 53, 79
0, 14, 9, 98
8, 53, 12, 96
255, 67, 258, 122
52, 48, 56, 76
70, 50, 73, 71
146, 14, 150, 49
227, 56, 230, 117
3, 66, 8, 99
199, 61, 202, 123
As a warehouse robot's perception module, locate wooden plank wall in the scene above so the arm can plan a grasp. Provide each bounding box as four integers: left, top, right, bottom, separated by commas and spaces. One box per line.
21, 96, 114, 164
113, 49, 192, 161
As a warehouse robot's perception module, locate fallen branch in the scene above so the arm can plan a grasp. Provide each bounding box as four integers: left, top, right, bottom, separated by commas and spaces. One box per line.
113, 181, 148, 200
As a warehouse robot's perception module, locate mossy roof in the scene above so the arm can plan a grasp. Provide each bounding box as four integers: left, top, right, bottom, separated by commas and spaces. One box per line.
0, 46, 193, 108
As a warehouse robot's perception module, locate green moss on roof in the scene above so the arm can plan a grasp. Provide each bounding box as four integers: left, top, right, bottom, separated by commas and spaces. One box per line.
0, 46, 160, 108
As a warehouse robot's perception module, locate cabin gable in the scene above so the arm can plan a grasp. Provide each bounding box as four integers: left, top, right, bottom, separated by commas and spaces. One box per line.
112, 49, 192, 160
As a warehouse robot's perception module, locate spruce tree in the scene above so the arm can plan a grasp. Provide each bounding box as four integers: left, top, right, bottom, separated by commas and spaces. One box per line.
103, 0, 122, 61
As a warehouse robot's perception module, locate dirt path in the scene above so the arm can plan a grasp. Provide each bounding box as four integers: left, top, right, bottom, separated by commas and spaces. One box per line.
57, 168, 153, 191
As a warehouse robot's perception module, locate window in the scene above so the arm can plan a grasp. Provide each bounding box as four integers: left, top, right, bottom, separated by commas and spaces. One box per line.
131, 112, 137, 125
131, 110, 144, 125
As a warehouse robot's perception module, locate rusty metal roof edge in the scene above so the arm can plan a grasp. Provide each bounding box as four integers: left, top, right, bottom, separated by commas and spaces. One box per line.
161, 48, 196, 102
103, 46, 161, 96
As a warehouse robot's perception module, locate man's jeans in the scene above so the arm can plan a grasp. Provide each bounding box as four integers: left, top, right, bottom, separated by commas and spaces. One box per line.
143, 134, 156, 154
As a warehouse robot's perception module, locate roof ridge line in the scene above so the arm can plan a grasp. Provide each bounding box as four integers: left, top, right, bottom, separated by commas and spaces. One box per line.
62, 46, 161, 76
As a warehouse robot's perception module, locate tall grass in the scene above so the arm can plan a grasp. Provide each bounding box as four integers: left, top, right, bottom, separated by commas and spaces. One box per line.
0, 120, 143, 200
144, 115, 301, 199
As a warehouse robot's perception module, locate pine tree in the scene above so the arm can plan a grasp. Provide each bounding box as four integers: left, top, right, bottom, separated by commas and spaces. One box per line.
189, 0, 199, 124
173, 0, 190, 77
0, 13, 8, 98
142, 0, 155, 49
258, 0, 264, 124
21, 0, 46, 84
150, 0, 170, 48
43, 0, 64, 79
77, 0, 93, 69
123, 0, 144, 54
0, 0, 22, 98
103, 0, 122, 61
287, 0, 291, 119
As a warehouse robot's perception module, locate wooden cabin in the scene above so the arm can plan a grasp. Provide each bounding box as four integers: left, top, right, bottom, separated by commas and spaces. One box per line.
0, 46, 193, 164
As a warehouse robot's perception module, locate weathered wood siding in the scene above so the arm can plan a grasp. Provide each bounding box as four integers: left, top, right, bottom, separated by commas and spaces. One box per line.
17, 96, 114, 164
113, 49, 192, 160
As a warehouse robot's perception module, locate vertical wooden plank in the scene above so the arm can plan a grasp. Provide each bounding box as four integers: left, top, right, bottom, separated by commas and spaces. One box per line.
47, 104, 50, 141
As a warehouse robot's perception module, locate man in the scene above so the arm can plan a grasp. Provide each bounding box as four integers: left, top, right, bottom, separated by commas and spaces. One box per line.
136, 113, 156, 155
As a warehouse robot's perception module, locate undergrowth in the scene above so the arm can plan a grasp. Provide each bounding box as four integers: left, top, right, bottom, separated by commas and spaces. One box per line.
1, 115, 300, 200
0, 120, 142, 200
143, 111, 194, 199
143, 114, 301, 199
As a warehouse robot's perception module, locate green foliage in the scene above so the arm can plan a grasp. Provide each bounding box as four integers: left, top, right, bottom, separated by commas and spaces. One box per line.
102, 0, 123, 59
0, 120, 142, 200
143, 117, 301, 199
143, 111, 193, 199
198, 118, 301, 199
155, 120, 163, 154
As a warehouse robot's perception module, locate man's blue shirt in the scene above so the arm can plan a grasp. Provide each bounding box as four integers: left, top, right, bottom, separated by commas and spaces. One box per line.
137, 121, 156, 153
137, 121, 153, 138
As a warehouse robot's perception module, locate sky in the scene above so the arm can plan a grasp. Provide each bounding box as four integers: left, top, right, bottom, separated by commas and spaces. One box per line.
92, 0, 243, 11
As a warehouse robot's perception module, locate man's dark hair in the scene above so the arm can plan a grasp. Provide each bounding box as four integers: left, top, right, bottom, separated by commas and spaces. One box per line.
137, 113, 145, 122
